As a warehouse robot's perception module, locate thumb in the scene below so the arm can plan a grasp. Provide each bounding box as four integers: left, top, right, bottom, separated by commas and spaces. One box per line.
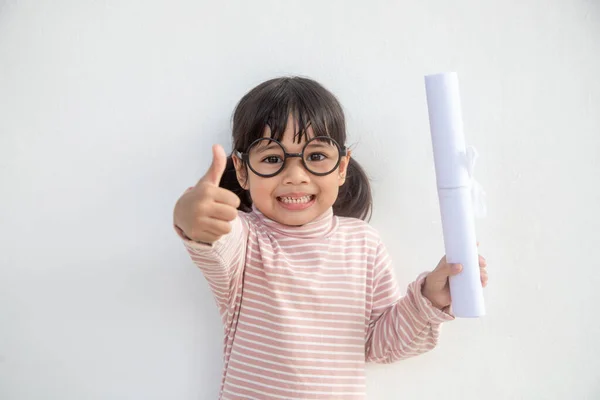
200, 144, 228, 186
428, 258, 462, 289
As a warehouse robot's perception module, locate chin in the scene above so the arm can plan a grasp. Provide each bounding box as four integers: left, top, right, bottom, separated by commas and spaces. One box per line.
282, 215, 313, 226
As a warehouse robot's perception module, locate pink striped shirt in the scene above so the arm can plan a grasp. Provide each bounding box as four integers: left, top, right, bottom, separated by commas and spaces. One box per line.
177, 205, 454, 399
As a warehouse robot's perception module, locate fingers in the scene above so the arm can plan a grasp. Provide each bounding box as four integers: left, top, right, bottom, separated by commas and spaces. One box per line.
190, 198, 238, 238
479, 254, 487, 267
202, 218, 233, 237
211, 186, 242, 208
480, 268, 489, 287
210, 202, 239, 222
188, 217, 233, 243
199, 144, 228, 186
479, 252, 488, 287
477, 243, 487, 281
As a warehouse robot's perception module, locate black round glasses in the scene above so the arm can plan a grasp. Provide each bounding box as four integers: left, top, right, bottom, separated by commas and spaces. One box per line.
234, 136, 347, 178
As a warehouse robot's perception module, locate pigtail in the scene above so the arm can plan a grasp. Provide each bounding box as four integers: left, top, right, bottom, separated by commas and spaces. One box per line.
219, 155, 253, 213
334, 157, 373, 221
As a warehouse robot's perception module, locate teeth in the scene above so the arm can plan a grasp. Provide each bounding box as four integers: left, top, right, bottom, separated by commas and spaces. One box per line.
279, 195, 312, 204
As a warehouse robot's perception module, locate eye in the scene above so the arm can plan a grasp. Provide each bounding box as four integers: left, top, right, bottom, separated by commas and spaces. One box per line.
307, 153, 327, 162
262, 155, 283, 164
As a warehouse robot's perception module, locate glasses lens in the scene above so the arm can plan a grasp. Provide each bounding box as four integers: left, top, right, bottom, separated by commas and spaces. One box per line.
303, 137, 341, 175
247, 138, 285, 176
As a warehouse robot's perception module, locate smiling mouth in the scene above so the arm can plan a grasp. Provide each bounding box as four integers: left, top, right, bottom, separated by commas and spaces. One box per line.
277, 195, 315, 204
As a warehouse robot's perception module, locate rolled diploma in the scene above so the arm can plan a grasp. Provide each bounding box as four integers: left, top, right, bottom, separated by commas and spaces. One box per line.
424, 72, 485, 318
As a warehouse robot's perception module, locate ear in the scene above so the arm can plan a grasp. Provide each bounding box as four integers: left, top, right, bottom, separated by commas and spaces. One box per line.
232, 154, 250, 190
338, 149, 351, 187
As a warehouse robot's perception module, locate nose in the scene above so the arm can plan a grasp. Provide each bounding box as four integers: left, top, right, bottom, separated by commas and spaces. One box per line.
281, 156, 310, 185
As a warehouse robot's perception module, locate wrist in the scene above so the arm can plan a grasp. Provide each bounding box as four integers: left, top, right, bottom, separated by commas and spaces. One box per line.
421, 277, 449, 310
174, 224, 192, 241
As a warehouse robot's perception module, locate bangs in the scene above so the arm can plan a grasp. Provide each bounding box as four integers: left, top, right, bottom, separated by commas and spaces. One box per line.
234, 77, 346, 151
264, 103, 330, 144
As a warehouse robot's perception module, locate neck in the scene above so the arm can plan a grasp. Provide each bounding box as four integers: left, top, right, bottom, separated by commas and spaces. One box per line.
251, 204, 337, 239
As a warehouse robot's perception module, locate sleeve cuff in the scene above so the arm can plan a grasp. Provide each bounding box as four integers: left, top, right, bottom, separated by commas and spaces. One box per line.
173, 223, 217, 252
173, 213, 245, 260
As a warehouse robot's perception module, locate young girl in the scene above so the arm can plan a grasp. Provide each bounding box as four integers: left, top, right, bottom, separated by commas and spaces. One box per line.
173, 77, 488, 399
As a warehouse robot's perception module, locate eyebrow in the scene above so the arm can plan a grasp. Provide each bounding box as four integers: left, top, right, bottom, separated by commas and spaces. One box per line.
254, 143, 282, 154
253, 140, 334, 154
305, 142, 333, 149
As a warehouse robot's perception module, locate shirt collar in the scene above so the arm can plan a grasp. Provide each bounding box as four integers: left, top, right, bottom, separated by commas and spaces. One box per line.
251, 204, 337, 239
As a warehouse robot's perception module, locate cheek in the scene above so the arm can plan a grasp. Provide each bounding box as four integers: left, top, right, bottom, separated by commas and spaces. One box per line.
247, 176, 279, 199
318, 176, 341, 195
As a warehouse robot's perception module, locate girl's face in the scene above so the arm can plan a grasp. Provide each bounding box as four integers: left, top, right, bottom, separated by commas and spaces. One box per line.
232, 118, 351, 226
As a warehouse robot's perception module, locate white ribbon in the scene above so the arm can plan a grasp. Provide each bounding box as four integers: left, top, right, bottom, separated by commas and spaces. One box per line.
464, 146, 487, 218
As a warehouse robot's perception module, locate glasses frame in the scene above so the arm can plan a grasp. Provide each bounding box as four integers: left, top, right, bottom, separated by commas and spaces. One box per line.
234, 136, 347, 178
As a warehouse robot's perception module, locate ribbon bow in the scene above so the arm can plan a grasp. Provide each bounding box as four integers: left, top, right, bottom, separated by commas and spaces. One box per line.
464, 146, 487, 218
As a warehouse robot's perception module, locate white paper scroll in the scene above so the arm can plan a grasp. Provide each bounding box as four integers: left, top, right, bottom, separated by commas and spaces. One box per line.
424, 72, 486, 318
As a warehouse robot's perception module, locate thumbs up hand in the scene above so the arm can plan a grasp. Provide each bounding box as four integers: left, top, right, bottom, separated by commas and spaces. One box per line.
174, 145, 241, 244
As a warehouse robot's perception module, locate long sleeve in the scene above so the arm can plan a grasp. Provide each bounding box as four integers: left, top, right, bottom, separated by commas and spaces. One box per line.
365, 240, 454, 364
174, 212, 248, 320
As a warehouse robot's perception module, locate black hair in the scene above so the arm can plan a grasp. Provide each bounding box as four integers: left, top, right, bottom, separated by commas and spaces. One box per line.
219, 76, 372, 221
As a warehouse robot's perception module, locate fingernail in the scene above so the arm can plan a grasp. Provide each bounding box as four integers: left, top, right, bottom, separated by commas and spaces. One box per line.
452, 264, 462, 272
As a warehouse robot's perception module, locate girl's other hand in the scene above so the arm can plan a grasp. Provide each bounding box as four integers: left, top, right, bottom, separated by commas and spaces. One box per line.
422, 249, 488, 310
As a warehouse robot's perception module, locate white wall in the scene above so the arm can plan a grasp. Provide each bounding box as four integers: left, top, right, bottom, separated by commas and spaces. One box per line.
1, 1, 599, 399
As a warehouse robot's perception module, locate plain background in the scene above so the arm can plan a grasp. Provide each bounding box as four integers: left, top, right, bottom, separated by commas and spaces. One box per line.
1, 0, 599, 399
